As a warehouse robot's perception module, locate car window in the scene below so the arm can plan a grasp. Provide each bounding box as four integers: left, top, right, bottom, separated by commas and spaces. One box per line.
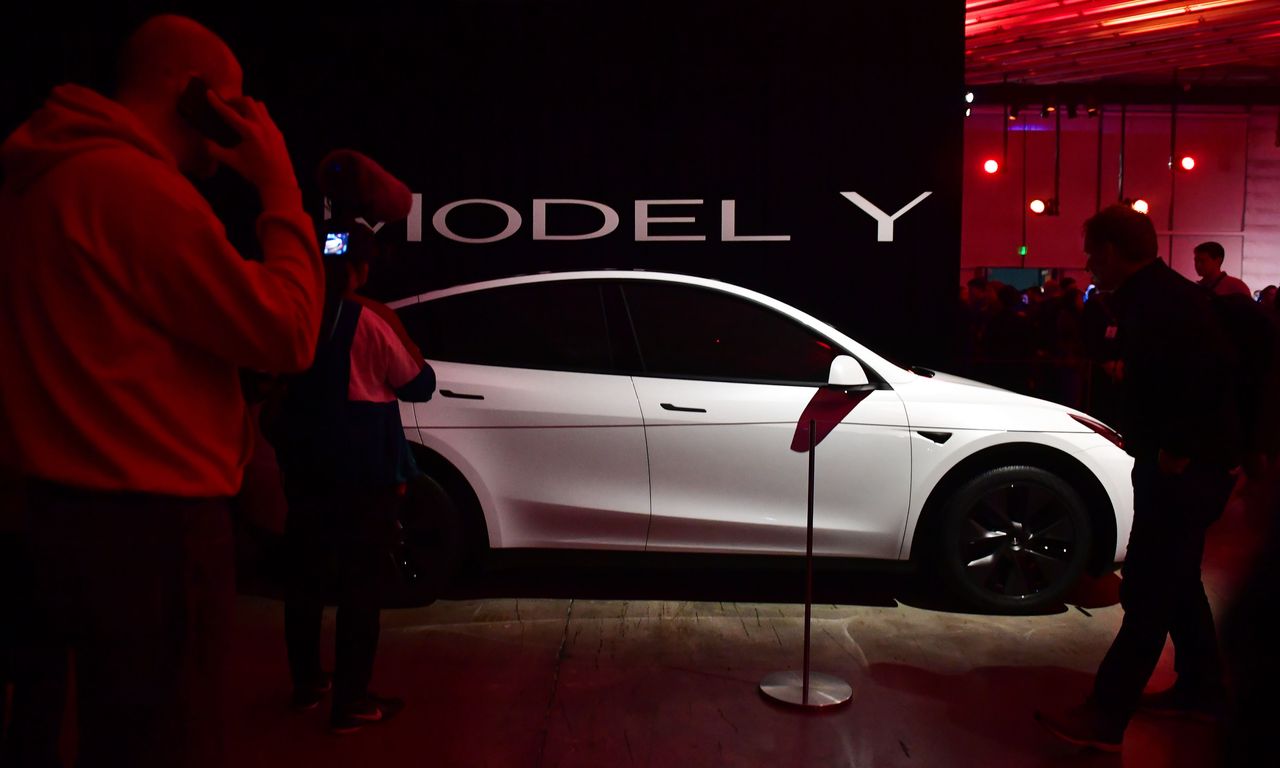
621, 282, 843, 384
398, 281, 613, 372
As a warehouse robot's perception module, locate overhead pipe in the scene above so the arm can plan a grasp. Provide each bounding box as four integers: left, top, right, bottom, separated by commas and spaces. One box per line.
1118, 102, 1128, 204
1168, 75, 1179, 264
1095, 106, 1105, 212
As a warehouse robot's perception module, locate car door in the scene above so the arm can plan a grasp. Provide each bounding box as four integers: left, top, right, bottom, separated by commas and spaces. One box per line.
397, 279, 650, 550
621, 280, 912, 558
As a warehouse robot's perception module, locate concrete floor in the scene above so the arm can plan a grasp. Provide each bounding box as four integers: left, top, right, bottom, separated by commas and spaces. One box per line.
223, 482, 1268, 768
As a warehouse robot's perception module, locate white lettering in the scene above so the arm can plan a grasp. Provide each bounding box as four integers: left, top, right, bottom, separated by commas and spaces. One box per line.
356, 217, 385, 234
533, 199, 621, 241
720, 200, 790, 242
407, 193, 423, 242
839, 191, 931, 242
433, 199, 522, 244
634, 200, 706, 242
322, 196, 387, 234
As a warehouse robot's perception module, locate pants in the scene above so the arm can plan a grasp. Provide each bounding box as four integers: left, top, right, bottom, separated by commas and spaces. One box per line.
282, 489, 398, 712
1, 531, 67, 768
1093, 458, 1235, 728
20, 481, 234, 768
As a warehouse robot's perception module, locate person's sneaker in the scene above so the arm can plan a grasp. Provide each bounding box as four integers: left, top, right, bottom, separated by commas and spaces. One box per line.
1139, 686, 1226, 723
290, 674, 333, 712
1034, 703, 1124, 753
330, 694, 405, 734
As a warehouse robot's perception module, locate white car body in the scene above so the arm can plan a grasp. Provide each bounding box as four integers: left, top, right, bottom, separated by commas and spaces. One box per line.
390, 271, 1134, 572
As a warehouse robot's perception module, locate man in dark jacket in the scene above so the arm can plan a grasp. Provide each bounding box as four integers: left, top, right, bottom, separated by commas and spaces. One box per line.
1036, 205, 1240, 752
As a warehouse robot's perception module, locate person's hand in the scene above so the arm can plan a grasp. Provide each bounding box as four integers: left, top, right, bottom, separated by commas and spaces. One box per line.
204, 93, 298, 192
1158, 449, 1191, 475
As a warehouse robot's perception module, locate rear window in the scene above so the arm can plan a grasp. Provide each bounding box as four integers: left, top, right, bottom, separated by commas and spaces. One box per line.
397, 281, 613, 373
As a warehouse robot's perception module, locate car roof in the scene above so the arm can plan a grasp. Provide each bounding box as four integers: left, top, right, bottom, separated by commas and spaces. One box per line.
385, 270, 913, 383
387, 270, 756, 308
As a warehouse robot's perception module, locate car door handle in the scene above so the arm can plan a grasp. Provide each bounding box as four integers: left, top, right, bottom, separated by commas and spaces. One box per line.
440, 389, 485, 401
660, 403, 706, 413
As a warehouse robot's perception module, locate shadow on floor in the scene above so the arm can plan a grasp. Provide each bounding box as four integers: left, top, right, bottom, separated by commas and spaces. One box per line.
237, 524, 1122, 618
866, 662, 1225, 768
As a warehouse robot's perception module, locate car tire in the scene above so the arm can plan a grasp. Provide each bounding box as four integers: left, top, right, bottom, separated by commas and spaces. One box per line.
937, 465, 1092, 613
384, 474, 470, 607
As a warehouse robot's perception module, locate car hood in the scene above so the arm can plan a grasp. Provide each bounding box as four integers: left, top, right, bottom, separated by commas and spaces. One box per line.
891, 369, 1095, 433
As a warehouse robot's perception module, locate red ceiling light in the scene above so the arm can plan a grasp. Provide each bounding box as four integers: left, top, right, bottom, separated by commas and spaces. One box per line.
1180, 155, 1196, 171
1029, 198, 1047, 214
1131, 199, 1150, 214
983, 159, 1000, 174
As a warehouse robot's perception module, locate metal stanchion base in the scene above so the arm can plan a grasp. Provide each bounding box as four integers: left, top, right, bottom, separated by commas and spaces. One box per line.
759, 670, 853, 708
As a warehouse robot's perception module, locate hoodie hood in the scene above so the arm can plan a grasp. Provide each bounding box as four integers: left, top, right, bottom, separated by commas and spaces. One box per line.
1, 84, 175, 193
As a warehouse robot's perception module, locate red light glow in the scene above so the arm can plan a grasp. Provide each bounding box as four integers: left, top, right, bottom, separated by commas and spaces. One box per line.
983, 159, 1000, 174
1029, 198, 1047, 214
1180, 155, 1196, 171
1132, 199, 1150, 214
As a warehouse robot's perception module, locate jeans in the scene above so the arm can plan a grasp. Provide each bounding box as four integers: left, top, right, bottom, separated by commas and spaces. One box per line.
21, 481, 234, 768
1092, 458, 1235, 727
282, 489, 399, 712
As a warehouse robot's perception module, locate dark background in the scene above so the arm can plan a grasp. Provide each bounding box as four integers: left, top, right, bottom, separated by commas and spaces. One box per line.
2, 1, 964, 367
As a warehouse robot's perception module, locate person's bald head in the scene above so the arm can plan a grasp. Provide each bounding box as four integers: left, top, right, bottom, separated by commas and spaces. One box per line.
113, 15, 243, 177
116, 15, 242, 101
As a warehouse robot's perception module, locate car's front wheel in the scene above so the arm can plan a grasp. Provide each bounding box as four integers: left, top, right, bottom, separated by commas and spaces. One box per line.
937, 465, 1092, 613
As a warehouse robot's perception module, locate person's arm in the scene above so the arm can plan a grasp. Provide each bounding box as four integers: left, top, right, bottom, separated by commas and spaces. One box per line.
90, 151, 323, 373
353, 295, 423, 360
361, 311, 435, 403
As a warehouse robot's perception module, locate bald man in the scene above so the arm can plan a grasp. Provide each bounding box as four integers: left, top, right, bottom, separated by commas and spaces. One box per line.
0, 15, 322, 767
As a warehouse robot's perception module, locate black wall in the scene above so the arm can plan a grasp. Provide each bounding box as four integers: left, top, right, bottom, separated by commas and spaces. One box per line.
3, 1, 965, 367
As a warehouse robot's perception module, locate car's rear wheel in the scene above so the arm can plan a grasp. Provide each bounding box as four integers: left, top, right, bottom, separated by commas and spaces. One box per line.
383, 474, 470, 607
938, 465, 1091, 613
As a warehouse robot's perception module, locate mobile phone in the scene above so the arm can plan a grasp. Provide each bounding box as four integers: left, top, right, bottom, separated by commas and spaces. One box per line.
177, 76, 242, 148
324, 232, 350, 256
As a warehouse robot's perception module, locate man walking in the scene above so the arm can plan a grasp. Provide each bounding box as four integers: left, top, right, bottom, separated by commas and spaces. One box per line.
1036, 206, 1240, 752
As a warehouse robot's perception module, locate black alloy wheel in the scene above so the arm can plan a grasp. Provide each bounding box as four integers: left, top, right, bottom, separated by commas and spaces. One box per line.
938, 465, 1091, 613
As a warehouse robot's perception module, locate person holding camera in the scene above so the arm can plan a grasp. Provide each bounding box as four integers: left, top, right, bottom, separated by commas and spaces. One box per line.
0, 14, 323, 767
271, 184, 435, 732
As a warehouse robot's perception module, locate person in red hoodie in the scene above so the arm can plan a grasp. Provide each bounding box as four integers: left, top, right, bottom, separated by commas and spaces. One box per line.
0, 14, 323, 768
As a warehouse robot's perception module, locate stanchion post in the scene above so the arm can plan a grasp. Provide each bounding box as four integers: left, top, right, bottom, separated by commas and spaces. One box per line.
760, 417, 853, 709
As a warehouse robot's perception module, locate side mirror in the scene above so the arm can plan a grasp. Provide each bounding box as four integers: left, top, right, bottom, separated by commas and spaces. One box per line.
827, 355, 870, 388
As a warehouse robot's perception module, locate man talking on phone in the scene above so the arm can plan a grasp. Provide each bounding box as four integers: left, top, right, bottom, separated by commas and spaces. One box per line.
0, 14, 322, 767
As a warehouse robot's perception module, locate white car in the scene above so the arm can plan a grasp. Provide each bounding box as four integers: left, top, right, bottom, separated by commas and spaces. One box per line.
389, 271, 1133, 613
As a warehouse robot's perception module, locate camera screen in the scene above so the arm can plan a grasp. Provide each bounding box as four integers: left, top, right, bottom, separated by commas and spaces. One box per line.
324, 232, 349, 256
